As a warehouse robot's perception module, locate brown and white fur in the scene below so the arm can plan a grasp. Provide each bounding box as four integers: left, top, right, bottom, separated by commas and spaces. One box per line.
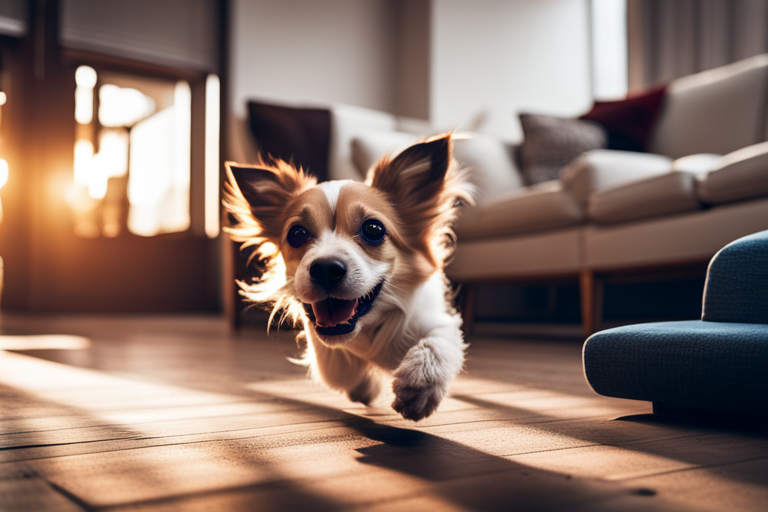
224, 134, 473, 421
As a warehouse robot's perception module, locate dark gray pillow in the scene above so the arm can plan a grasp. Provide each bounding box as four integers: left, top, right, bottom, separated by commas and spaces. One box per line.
519, 113, 607, 185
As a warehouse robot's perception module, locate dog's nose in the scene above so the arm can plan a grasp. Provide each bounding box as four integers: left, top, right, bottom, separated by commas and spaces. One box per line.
309, 259, 347, 290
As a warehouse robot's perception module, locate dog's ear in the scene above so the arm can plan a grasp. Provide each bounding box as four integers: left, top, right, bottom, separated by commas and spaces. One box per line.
368, 135, 452, 209
224, 160, 315, 241
368, 134, 473, 264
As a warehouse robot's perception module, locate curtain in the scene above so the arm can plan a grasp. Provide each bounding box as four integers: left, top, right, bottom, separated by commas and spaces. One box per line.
628, 0, 768, 89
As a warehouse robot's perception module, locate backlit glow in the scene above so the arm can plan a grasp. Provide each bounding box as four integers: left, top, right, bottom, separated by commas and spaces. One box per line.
99, 84, 155, 128
205, 74, 221, 238
0, 159, 8, 190
0, 92, 6, 106
75, 65, 97, 124
0, 158, 7, 224
75, 65, 97, 88
73, 139, 94, 186
127, 81, 191, 236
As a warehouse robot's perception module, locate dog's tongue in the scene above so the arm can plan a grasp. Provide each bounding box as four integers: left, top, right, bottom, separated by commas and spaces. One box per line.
312, 298, 358, 327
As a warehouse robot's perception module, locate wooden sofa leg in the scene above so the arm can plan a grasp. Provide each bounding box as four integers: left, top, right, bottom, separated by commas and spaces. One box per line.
461, 283, 477, 337
580, 270, 603, 337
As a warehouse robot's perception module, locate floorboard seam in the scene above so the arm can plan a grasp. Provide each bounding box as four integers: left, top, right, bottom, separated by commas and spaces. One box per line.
618, 454, 768, 481
46, 479, 95, 512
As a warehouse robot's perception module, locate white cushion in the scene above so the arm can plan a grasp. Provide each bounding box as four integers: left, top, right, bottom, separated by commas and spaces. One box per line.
328, 104, 397, 181
560, 149, 673, 204
588, 171, 701, 224
350, 130, 420, 177
648, 55, 768, 158
455, 181, 584, 241
452, 134, 524, 204
696, 141, 768, 204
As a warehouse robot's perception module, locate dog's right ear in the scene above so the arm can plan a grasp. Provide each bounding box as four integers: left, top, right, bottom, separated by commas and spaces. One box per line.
224, 160, 315, 241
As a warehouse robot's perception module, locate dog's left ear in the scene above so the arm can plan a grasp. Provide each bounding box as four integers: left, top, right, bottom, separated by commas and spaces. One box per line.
368, 134, 452, 209
224, 160, 315, 241
368, 133, 473, 261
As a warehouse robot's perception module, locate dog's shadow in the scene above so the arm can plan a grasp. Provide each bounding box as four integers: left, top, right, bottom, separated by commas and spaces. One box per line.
346, 417, 643, 511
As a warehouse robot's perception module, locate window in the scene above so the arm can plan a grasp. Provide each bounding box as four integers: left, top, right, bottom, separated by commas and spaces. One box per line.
67, 65, 220, 238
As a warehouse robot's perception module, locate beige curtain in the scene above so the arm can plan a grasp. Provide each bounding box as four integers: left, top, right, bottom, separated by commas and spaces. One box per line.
628, 0, 768, 89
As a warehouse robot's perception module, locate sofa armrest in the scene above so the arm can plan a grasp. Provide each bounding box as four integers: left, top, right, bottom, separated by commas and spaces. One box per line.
703, 229, 768, 324
560, 149, 673, 204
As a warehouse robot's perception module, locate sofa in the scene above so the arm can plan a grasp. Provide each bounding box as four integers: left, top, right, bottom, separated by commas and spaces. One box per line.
231, 55, 768, 335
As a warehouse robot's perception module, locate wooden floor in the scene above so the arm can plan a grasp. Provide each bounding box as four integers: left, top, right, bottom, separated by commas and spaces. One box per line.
1, 315, 767, 511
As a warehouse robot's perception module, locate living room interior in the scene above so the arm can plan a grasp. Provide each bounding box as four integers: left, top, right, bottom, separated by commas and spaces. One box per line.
1, 0, 767, 510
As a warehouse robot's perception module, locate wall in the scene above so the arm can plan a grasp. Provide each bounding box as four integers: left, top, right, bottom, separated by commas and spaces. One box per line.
230, 0, 398, 120
431, 0, 593, 141
229, 0, 594, 145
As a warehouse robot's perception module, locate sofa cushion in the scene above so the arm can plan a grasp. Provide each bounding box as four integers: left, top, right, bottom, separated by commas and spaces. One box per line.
561, 149, 673, 204
518, 113, 607, 185
353, 132, 524, 205
454, 181, 584, 241
588, 171, 701, 224
351, 130, 420, 177
452, 134, 524, 204
329, 104, 398, 181
696, 141, 768, 204
647, 54, 768, 158
579, 85, 668, 152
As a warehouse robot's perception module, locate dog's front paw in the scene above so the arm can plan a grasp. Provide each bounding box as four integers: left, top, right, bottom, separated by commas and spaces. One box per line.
392, 379, 445, 421
391, 339, 449, 421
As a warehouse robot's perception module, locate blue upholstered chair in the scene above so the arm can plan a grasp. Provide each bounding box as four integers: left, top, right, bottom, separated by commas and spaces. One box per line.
583, 229, 768, 416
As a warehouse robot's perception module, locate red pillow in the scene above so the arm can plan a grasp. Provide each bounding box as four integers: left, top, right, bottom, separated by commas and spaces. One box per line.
579, 85, 668, 153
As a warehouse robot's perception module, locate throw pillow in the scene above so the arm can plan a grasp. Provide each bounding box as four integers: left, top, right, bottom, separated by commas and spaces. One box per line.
579, 85, 667, 153
247, 101, 332, 181
518, 113, 607, 185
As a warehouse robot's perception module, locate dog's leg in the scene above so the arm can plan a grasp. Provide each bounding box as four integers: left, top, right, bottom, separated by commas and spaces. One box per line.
392, 320, 466, 421
306, 335, 381, 405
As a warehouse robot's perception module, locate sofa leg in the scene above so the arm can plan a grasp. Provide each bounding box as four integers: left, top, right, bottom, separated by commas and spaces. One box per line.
580, 270, 603, 337
461, 283, 477, 337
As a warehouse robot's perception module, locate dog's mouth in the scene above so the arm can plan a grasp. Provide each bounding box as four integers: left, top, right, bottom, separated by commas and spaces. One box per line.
303, 281, 384, 337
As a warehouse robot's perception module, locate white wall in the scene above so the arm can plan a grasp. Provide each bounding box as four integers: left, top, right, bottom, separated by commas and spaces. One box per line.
229, 0, 594, 145
431, 0, 593, 142
230, 0, 398, 119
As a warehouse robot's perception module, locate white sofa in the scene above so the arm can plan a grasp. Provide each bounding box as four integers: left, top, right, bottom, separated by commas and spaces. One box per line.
233, 55, 768, 335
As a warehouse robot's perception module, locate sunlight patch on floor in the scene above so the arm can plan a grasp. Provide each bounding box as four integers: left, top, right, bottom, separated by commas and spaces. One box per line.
0, 335, 91, 351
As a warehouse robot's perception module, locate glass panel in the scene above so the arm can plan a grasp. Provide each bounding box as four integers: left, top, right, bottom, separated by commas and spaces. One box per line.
68, 67, 192, 238
127, 81, 191, 237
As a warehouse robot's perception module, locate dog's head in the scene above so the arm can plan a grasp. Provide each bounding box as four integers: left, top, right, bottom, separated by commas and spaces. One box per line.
225, 134, 472, 346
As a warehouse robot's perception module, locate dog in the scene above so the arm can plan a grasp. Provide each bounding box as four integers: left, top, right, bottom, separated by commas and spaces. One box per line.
224, 134, 473, 421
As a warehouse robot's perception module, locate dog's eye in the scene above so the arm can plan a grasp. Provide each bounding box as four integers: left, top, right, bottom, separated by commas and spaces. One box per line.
360, 219, 386, 245
287, 225, 310, 248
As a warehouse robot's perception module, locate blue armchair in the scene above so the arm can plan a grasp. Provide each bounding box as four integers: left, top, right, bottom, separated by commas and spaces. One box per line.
583, 229, 768, 416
